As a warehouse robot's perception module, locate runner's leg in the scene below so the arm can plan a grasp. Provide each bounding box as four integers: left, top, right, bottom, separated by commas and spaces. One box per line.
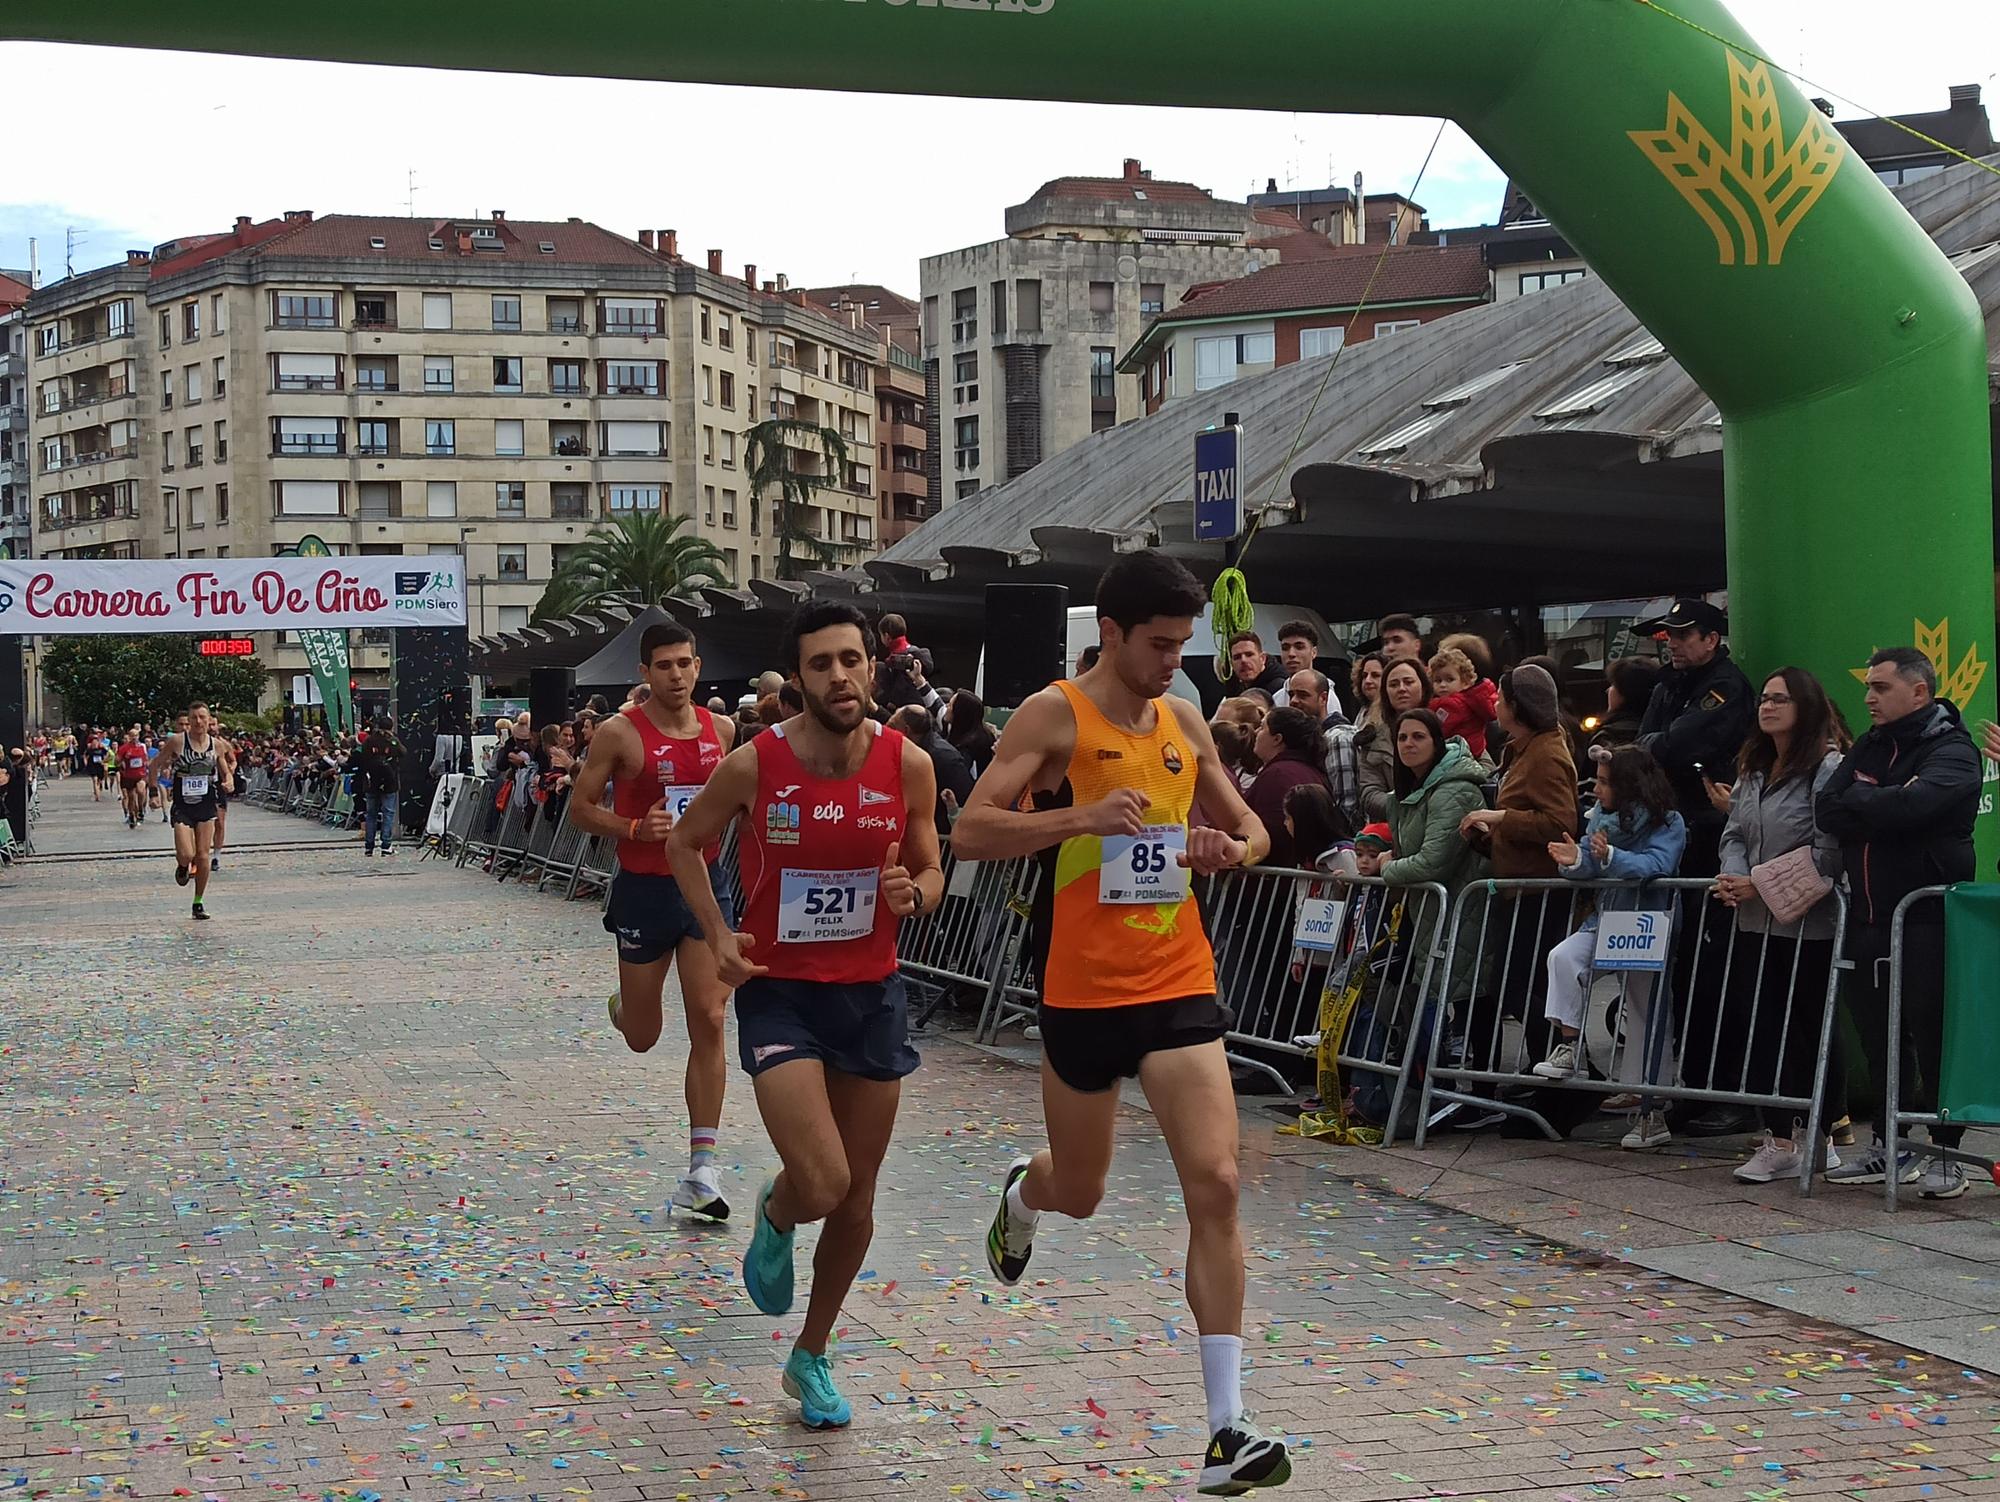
612, 956, 671, 1051
677, 933, 729, 1163
191, 822, 214, 902
753, 1058, 852, 1231
794, 1070, 902, 1355
173, 819, 196, 875
1017, 1054, 1122, 1219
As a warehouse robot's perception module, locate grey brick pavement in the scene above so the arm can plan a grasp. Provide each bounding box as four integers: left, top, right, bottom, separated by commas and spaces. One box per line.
3, 778, 1999, 1500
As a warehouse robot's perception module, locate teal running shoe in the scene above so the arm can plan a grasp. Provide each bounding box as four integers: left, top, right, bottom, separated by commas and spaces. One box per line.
781, 1346, 851, 1429
742, 1177, 795, 1315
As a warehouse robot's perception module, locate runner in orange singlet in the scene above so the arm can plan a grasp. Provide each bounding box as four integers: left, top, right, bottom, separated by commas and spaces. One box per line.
953, 552, 1291, 1497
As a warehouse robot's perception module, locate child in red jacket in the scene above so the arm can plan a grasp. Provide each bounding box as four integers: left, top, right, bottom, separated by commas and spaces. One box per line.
1428, 646, 1499, 760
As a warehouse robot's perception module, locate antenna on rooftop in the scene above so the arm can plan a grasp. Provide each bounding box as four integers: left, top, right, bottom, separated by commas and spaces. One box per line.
406, 169, 421, 218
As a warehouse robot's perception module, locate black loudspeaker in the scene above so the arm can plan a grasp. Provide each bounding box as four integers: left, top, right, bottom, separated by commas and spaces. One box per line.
530, 667, 573, 732
393, 628, 473, 822
983, 584, 1069, 710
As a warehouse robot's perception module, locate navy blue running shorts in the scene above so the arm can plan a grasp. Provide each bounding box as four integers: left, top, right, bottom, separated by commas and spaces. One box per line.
735, 973, 920, 1082
603, 869, 736, 967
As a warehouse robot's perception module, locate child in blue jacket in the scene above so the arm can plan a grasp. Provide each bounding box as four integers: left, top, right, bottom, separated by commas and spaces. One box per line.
1530, 746, 1688, 1144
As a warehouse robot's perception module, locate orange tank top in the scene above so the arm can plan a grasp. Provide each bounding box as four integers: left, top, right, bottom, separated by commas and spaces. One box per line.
1035, 679, 1217, 1010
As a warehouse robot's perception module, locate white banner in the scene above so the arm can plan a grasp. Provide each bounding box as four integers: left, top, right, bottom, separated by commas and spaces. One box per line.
0, 556, 466, 634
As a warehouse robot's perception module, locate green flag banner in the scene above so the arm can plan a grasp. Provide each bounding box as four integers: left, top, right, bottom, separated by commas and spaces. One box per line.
5, 0, 1993, 864
1940, 885, 2000, 1126
291, 536, 353, 734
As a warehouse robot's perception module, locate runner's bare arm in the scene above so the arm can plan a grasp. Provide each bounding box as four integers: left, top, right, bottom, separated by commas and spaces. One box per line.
715, 714, 738, 755
566, 714, 638, 839
951, 688, 1143, 859
667, 743, 759, 954
1173, 698, 1268, 870
147, 735, 179, 790
884, 739, 944, 914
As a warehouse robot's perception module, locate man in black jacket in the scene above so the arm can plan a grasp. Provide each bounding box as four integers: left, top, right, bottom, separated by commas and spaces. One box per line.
1224, 632, 1288, 699
889, 704, 973, 837
1633, 598, 1754, 876
1632, 598, 1755, 1133
1819, 646, 1980, 1197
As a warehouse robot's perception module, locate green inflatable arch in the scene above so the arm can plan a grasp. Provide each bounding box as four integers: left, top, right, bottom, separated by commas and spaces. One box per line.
8, 0, 1995, 846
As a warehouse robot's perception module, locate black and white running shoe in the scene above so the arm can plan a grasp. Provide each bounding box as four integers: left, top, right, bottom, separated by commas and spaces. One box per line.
1198, 1414, 1292, 1496
985, 1155, 1035, 1286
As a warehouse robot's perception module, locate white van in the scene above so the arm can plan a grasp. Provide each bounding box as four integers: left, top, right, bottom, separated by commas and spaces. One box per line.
977, 601, 1336, 712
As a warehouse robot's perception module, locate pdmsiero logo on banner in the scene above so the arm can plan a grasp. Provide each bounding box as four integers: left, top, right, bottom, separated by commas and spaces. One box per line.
0, 556, 467, 634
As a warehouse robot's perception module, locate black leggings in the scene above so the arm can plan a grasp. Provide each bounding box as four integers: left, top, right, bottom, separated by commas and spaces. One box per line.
1725, 931, 1844, 1137
1846, 922, 1959, 1149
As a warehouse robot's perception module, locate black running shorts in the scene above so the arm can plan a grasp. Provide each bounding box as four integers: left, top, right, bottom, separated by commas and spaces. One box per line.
1037, 994, 1232, 1094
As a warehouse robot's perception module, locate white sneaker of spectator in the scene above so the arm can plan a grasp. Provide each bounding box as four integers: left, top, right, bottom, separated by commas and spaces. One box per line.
1531, 1040, 1578, 1080
1621, 1110, 1671, 1150
1734, 1126, 1841, 1184
1824, 1139, 1921, 1186
1918, 1157, 1969, 1199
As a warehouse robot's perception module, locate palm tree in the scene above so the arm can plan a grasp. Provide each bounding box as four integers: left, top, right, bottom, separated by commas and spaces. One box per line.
531, 510, 732, 622
744, 418, 850, 581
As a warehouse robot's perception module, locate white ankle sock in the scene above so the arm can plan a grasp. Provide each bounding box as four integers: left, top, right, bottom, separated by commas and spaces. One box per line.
1006, 1177, 1040, 1229
1199, 1334, 1244, 1435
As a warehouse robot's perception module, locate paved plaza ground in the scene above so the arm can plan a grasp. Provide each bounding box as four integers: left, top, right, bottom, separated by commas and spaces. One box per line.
5, 776, 2000, 1501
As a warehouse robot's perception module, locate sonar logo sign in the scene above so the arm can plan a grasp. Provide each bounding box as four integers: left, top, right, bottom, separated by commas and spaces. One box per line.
1594, 910, 1671, 973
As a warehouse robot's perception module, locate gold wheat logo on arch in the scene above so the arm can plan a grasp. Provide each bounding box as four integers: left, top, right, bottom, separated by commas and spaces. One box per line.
1630, 51, 1847, 266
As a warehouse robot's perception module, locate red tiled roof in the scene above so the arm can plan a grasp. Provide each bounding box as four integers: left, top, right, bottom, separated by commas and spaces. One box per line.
0, 272, 30, 312
240, 213, 662, 268
149, 217, 300, 279
1157, 243, 1488, 325
1252, 207, 1307, 231
1022, 174, 1223, 208
1245, 231, 1351, 262
799, 284, 920, 319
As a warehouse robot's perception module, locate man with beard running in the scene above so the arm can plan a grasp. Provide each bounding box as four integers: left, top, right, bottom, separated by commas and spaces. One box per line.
667, 600, 941, 1432
148, 703, 227, 919
116, 729, 152, 828
568, 622, 738, 1221
952, 552, 1291, 1497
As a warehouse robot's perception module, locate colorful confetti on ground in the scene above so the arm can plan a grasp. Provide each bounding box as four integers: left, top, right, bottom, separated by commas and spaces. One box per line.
4, 780, 1997, 1500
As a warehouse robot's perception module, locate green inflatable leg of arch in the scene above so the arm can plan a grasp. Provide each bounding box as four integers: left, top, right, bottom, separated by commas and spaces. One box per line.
9, 0, 1995, 858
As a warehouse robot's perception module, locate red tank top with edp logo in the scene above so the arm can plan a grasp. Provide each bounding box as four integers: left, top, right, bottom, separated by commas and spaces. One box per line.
738, 722, 907, 984
613, 704, 724, 874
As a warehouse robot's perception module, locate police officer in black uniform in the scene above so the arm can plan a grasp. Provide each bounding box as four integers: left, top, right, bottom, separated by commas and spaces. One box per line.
1633, 598, 1753, 877
1632, 598, 1756, 1134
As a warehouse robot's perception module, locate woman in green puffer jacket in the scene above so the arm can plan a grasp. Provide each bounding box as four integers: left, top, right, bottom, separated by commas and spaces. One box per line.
1357, 708, 1491, 1006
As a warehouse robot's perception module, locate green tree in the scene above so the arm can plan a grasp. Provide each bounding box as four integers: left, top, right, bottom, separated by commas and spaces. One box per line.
41, 636, 270, 728
744, 418, 850, 581
531, 509, 732, 622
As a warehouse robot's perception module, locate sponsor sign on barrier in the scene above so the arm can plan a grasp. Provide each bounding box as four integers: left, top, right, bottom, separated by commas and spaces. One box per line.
1292, 897, 1346, 953
1593, 910, 1670, 972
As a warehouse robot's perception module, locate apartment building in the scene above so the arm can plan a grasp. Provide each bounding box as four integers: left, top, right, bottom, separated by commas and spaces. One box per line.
24, 212, 881, 705
802, 285, 929, 544
919, 160, 1294, 505
0, 270, 30, 558
24, 256, 156, 564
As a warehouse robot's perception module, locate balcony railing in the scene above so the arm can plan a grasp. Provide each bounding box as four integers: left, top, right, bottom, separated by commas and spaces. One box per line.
353, 315, 396, 330
355, 378, 399, 393
552, 439, 590, 458
551, 493, 590, 519
55, 325, 134, 353
40, 499, 140, 531
273, 436, 346, 457
549, 316, 583, 333
42, 443, 136, 474
275, 374, 342, 392
551, 382, 586, 397
44, 382, 132, 416
606, 384, 659, 397
357, 497, 402, 520
274, 314, 338, 330
355, 440, 396, 458
601, 320, 660, 337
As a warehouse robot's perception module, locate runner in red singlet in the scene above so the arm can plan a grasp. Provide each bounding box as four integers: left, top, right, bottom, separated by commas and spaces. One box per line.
668, 600, 942, 1431
116, 729, 151, 829
568, 622, 738, 1220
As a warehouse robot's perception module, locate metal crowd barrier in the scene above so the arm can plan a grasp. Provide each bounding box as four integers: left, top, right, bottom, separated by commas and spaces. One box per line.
894, 843, 1042, 1042
1196, 866, 1453, 1145
1882, 886, 1997, 1209
1414, 876, 1848, 1191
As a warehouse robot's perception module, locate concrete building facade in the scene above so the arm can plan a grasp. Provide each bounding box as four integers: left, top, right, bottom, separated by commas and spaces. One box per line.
0, 271, 31, 559
23, 213, 882, 705
919, 160, 1295, 505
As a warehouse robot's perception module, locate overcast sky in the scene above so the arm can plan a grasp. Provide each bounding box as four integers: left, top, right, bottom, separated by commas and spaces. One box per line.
2, 1, 1994, 292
